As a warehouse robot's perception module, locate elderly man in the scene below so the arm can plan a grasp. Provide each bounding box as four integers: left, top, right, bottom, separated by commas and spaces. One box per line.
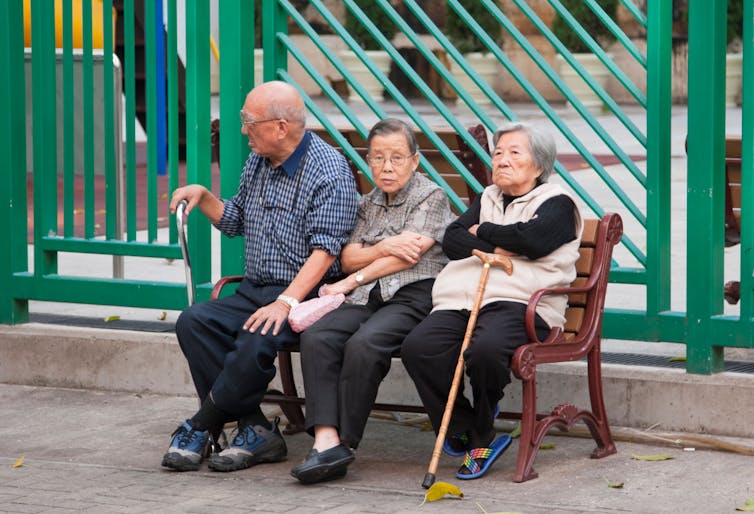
164, 81, 359, 472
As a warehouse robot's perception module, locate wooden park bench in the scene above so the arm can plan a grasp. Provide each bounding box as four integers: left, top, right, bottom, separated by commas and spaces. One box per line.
208, 209, 624, 483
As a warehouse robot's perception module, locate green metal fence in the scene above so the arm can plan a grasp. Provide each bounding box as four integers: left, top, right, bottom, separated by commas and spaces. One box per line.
1, 0, 751, 374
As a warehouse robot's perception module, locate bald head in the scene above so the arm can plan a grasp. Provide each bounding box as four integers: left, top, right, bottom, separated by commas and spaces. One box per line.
247, 81, 306, 128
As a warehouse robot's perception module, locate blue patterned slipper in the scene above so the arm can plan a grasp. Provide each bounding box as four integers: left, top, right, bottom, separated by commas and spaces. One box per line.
443, 405, 499, 457
455, 434, 512, 480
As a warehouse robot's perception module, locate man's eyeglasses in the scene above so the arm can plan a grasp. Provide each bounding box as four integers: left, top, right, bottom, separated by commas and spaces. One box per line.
240, 110, 281, 128
366, 154, 415, 168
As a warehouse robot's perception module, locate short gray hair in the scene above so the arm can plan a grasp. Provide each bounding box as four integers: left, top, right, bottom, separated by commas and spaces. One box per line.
367, 118, 418, 155
492, 121, 556, 183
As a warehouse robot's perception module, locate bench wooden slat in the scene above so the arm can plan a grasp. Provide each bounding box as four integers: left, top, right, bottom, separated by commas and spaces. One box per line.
563, 307, 585, 333
576, 247, 594, 276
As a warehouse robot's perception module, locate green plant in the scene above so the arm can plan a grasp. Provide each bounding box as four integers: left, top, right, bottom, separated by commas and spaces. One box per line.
445, 0, 503, 54
344, 1, 396, 51
551, 0, 619, 53
728, 0, 744, 47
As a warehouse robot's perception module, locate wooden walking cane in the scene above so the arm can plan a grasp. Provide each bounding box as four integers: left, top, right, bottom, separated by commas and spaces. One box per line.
422, 249, 513, 489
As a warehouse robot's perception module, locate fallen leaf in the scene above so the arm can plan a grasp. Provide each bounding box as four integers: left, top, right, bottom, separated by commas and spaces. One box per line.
420, 420, 433, 432
103, 315, 121, 322
668, 356, 687, 362
160, 192, 168, 199
422, 481, 463, 504
736, 499, 754, 511
12, 456, 24, 468
607, 480, 624, 488
539, 443, 556, 450
509, 423, 521, 439
157, 311, 167, 320
631, 453, 673, 461
73, 208, 83, 215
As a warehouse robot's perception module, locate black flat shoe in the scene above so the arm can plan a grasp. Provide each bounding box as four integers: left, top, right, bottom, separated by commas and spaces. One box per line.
291, 444, 354, 484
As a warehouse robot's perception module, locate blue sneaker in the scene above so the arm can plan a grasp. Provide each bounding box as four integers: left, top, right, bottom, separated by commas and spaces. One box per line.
161, 421, 209, 471
207, 417, 287, 472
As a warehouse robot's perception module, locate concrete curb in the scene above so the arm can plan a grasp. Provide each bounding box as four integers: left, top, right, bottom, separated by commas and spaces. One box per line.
2, 323, 753, 438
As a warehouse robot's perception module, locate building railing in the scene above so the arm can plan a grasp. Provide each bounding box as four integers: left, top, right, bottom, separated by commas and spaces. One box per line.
1, 0, 751, 373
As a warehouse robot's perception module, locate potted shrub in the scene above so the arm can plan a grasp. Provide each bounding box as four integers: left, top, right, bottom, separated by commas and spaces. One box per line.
551, 0, 618, 113
445, 0, 504, 105
339, 0, 396, 102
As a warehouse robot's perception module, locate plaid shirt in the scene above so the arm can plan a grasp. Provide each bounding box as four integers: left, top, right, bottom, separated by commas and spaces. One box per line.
215, 131, 359, 285
347, 173, 456, 305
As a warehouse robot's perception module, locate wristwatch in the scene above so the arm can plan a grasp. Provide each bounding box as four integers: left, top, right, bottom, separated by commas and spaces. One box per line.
277, 294, 299, 309
355, 272, 365, 285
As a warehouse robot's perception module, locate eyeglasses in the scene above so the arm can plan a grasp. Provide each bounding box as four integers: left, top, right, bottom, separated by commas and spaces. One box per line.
366, 154, 415, 168
240, 110, 281, 128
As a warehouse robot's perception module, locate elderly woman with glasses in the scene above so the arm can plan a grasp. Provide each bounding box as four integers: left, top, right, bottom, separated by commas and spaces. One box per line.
402, 121, 583, 481
290, 118, 456, 484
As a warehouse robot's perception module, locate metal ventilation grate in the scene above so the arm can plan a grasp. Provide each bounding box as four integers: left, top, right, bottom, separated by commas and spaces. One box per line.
600, 352, 754, 374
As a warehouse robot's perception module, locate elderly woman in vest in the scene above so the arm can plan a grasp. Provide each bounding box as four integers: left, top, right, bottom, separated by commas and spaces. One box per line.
402, 121, 583, 480
290, 118, 456, 484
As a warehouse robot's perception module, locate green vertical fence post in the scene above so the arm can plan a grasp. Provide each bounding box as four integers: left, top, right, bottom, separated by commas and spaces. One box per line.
0, 0, 29, 324
144, 1, 158, 242
31, 0, 59, 277
644, 0, 671, 331
739, 0, 753, 325
218, 0, 253, 280
264, 0, 288, 82
686, 0, 726, 373
185, 0, 212, 300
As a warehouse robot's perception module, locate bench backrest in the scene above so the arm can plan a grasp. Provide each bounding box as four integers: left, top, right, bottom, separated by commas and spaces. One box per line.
561, 218, 598, 339
311, 125, 491, 205
561, 215, 622, 342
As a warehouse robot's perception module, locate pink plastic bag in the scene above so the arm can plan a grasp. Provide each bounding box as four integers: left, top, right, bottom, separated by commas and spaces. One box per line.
288, 293, 345, 333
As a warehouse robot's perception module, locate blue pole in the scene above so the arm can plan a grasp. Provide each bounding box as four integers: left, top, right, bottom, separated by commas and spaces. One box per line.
155, 0, 167, 175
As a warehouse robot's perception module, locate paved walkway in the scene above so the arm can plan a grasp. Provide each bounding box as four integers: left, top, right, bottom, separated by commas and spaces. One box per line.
2, 383, 754, 513
6, 101, 753, 512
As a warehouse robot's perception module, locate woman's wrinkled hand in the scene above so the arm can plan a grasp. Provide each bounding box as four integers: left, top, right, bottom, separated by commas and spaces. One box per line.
377, 231, 424, 263
320, 276, 357, 296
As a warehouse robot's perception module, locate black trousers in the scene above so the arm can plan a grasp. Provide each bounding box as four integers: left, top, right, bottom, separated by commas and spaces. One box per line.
300, 279, 434, 449
175, 278, 304, 419
401, 301, 551, 448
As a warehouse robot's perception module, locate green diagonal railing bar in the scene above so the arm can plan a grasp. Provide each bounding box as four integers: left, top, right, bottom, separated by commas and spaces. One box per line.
548, 0, 646, 107
586, 0, 646, 69
519, 0, 646, 143
621, 0, 647, 29
511, 0, 648, 186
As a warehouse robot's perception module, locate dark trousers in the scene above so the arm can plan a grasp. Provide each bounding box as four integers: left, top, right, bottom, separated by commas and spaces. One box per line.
175, 278, 302, 419
401, 301, 551, 448
300, 279, 434, 449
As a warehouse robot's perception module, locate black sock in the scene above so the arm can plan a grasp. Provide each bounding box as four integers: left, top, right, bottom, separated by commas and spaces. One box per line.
239, 407, 272, 430
188, 396, 228, 433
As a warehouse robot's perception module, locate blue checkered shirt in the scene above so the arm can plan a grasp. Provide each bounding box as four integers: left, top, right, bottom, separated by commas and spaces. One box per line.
214, 131, 359, 285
